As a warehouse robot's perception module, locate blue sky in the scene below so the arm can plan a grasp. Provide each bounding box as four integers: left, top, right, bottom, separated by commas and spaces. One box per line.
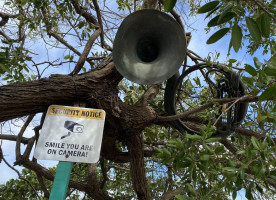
0, 1, 273, 199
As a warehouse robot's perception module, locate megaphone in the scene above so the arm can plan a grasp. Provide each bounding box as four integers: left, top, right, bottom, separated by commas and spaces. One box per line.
113, 9, 187, 84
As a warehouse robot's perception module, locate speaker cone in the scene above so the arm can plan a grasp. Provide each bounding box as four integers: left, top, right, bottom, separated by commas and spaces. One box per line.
113, 9, 187, 84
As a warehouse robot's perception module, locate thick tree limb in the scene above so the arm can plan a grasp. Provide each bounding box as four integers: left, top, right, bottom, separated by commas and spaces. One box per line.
135, 84, 160, 106
0, 61, 121, 122
86, 163, 113, 200
127, 134, 151, 200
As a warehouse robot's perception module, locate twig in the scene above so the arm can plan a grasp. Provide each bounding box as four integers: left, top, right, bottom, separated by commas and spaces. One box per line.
157, 95, 253, 122
92, 0, 112, 50
35, 172, 50, 198
70, 0, 99, 27
2, 157, 42, 200
41, 7, 82, 57
100, 157, 109, 189
252, 0, 276, 23
187, 50, 205, 63
158, 0, 184, 29
70, 28, 101, 75
213, 99, 239, 126
15, 115, 35, 161
0, 146, 3, 163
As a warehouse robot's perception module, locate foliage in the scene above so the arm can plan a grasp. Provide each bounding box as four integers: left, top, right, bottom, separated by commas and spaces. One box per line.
0, 168, 51, 200
0, 0, 275, 200
195, 0, 276, 55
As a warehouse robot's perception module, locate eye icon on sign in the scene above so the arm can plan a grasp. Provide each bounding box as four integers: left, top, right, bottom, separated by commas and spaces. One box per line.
61, 121, 84, 139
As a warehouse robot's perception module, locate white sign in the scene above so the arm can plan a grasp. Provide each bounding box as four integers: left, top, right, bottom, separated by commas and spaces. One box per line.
34, 105, 106, 163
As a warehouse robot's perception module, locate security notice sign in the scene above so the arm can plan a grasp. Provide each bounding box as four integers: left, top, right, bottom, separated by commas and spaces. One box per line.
34, 105, 106, 163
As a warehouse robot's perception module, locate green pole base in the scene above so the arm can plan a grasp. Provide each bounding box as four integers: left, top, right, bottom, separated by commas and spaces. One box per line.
49, 161, 73, 200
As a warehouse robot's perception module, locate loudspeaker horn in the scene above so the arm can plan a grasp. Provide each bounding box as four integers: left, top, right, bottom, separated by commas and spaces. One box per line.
113, 9, 187, 84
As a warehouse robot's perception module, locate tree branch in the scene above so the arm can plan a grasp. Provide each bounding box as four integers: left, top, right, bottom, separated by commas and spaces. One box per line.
0, 11, 18, 26
0, 134, 30, 144
126, 134, 151, 200
142, 0, 158, 9
36, 172, 50, 198
135, 84, 160, 106
252, 0, 276, 23
91, 0, 112, 50
70, 28, 101, 75
0, 58, 121, 122
86, 163, 114, 199
15, 115, 35, 162
2, 157, 42, 200
22, 159, 87, 191
70, 0, 99, 27
157, 95, 256, 122
161, 187, 184, 200
40, 7, 81, 56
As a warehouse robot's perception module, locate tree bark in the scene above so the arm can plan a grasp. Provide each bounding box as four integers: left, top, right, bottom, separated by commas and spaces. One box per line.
0, 61, 121, 122
87, 163, 114, 200
127, 134, 152, 200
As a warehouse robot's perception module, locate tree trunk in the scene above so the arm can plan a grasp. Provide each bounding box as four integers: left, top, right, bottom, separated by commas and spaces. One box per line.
127, 134, 152, 200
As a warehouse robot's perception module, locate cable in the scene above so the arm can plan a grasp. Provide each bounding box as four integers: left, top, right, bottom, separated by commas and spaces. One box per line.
164, 63, 248, 138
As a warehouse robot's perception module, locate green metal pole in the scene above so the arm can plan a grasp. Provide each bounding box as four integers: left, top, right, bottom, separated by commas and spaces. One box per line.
49, 103, 84, 200
49, 161, 73, 200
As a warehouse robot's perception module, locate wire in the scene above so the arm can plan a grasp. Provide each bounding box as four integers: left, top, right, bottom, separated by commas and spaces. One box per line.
164, 63, 248, 138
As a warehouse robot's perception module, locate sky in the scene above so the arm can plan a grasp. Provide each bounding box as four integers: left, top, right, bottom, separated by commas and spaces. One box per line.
0, 1, 273, 199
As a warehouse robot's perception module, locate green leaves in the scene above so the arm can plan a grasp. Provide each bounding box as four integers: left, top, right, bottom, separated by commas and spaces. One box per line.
198, 1, 220, 14
207, 28, 230, 44
164, 0, 177, 12
251, 136, 261, 150
246, 17, 261, 44
0, 63, 11, 74
217, 4, 233, 24
245, 64, 257, 76
205, 137, 221, 143
232, 24, 242, 52
259, 84, 276, 101
199, 0, 273, 53
186, 133, 202, 140
257, 13, 271, 38
200, 154, 210, 161
264, 67, 276, 76
207, 12, 236, 27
